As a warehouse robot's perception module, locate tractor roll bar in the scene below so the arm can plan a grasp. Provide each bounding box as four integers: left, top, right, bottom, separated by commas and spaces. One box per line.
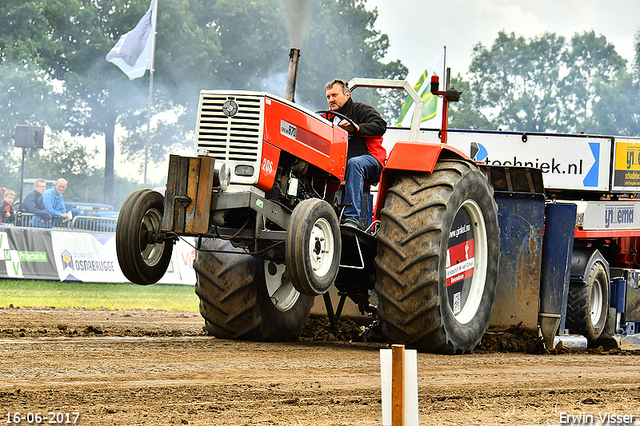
347, 78, 424, 142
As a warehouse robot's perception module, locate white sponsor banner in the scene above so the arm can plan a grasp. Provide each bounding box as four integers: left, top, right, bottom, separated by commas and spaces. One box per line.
173, 238, 196, 285
577, 201, 640, 231
447, 131, 610, 192
383, 128, 612, 192
50, 232, 196, 285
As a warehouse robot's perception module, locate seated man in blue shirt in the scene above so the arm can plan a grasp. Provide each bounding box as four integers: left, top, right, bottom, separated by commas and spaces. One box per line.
42, 178, 70, 223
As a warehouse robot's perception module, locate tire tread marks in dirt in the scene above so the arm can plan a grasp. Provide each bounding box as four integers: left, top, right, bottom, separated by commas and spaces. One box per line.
195, 239, 313, 342
375, 160, 500, 354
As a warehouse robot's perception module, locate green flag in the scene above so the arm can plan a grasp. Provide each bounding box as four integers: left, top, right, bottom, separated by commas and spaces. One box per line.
396, 50, 445, 127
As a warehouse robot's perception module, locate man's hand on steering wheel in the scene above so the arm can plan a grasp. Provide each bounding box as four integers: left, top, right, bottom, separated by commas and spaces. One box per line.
337, 120, 359, 133
315, 110, 359, 136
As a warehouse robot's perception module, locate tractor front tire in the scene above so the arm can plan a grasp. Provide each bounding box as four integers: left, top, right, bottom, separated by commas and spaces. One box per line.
116, 189, 173, 285
375, 160, 500, 354
285, 199, 341, 296
195, 239, 314, 341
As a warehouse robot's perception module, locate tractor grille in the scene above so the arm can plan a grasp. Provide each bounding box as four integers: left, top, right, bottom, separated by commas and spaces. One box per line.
195, 91, 264, 183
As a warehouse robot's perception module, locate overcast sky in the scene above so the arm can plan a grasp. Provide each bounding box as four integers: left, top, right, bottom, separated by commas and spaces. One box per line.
366, 0, 640, 83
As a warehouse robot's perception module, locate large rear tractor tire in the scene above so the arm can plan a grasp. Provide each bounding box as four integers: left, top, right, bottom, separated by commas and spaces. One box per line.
116, 189, 173, 285
567, 252, 609, 343
375, 160, 500, 354
195, 239, 314, 341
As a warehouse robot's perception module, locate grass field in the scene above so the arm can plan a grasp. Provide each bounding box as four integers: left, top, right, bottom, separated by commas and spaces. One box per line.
0, 279, 199, 311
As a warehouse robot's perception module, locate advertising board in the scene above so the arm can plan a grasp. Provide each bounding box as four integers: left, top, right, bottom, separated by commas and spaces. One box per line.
611, 137, 640, 192
383, 129, 612, 192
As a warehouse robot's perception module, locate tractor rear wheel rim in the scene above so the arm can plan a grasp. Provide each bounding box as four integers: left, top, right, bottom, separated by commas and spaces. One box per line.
264, 261, 300, 312
446, 200, 488, 325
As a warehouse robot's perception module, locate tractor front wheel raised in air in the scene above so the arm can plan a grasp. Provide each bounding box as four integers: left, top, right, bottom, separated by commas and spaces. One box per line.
375, 160, 500, 354
195, 239, 314, 341
116, 189, 173, 285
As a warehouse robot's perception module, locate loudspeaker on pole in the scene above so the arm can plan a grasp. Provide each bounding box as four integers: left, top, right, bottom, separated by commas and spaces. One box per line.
13, 125, 45, 149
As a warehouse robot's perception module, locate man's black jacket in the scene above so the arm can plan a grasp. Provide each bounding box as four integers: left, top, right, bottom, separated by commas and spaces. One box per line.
332, 98, 386, 160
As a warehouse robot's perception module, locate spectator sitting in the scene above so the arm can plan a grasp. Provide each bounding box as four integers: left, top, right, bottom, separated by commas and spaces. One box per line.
0, 189, 16, 224
22, 179, 52, 223
42, 178, 71, 223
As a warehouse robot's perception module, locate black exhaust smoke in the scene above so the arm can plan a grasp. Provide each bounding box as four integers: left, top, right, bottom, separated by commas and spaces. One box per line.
284, 48, 300, 102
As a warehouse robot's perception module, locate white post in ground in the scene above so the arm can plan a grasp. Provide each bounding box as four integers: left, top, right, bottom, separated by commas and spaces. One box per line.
381, 345, 419, 426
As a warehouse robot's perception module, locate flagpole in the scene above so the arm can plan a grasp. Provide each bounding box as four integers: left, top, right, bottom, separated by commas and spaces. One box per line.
443, 46, 447, 87
143, 0, 158, 187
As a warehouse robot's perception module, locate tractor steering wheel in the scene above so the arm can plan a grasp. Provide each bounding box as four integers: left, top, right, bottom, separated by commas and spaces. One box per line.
316, 110, 358, 138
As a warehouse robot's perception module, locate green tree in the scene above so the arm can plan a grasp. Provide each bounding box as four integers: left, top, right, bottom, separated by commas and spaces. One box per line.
0, 64, 62, 191
449, 30, 628, 134
558, 31, 627, 132
296, 0, 407, 117
0, 0, 66, 189
87, 0, 407, 179
23, 135, 101, 203
636, 28, 640, 80
73, 0, 406, 188
117, 0, 226, 169
457, 31, 567, 132
0, 0, 226, 203
448, 76, 491, 130
589, 71, 640, 136
0, 0, 140, 202
1, 0, 405, 202
584, 29, 640, 137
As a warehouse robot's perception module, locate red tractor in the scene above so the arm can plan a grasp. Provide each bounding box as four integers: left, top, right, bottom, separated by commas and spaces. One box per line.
116, 53, 501, 353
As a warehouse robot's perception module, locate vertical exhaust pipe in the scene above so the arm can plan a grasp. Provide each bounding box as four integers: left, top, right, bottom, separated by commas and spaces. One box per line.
285, 48, 300, 102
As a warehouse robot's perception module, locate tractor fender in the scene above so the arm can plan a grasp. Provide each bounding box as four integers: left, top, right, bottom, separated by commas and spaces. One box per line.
374, 141, 470, 219
570, 247, 609, 283
384, 141, 469, 173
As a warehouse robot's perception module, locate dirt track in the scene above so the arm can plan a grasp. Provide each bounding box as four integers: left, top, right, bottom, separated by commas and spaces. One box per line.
1, 307, 640, 425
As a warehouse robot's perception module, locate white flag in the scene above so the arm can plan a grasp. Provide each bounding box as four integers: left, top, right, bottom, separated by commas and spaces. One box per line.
106, 0, 156, 80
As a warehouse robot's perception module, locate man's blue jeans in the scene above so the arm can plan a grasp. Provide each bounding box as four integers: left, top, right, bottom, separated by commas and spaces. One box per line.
343, 154, 382, 224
